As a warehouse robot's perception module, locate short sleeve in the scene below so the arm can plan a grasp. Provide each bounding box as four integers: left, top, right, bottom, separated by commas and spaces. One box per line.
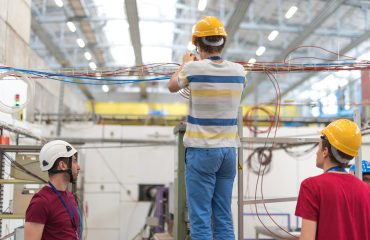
25, 194, 49, 224
295, 179, 319, 222
236, 63, 247, 88
177, 63, 190, 89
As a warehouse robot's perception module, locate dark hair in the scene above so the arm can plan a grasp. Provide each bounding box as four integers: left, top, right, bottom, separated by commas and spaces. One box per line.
48, 157, 69, 175
195, 35, 226, 54
321, 136, 353, 168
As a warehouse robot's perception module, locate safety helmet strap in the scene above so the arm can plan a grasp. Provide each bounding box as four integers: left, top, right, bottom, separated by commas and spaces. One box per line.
67, 156, 74, 183
48, 156, 75, 183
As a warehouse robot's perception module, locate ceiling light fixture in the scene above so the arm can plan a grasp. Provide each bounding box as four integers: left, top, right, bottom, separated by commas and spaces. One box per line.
198, 0, 207, 11
248, 58, 256, 64
256, 46, 266, 56
102, 85, 109, 93
66, 21, 76, 32
54, 0, 64, 8
89, 62, 97, 70
76, 38, 85, 48
268, 30, 279, 41
84, 52, 92, 61
285, 6, 298, 19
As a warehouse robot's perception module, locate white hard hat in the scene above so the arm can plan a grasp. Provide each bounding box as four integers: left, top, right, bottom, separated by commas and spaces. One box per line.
39, 140, 77, 171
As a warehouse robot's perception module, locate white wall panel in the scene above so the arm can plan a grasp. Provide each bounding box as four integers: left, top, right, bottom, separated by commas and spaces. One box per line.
85, 229, 120, 240
85, 192, 121, 229
120, 202, 152, 240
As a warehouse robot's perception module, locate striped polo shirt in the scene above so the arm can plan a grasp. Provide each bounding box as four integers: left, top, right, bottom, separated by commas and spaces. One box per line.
177, 59, 246, 148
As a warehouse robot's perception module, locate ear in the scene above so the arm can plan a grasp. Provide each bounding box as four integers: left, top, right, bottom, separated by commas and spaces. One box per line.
58, 160, 68, 170
322, 147, 329, 158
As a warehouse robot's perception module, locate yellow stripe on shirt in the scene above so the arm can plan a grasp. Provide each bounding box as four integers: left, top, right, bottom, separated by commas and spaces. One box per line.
191, 90, 242, 97
180, 71, 189, 86
185, 131, 238, 139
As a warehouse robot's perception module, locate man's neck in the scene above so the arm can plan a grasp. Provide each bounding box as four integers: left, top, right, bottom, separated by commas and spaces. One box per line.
49, 175, 69, 191
322, 160, 341, 172
200, 52, 221, 60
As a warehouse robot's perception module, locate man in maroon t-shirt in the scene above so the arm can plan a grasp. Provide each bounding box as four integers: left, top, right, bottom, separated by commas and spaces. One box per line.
25, 140, 81, 240
295, 119, 370, 240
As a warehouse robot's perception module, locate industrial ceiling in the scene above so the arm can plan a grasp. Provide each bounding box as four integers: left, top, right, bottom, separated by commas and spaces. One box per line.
29, 0, 370, 106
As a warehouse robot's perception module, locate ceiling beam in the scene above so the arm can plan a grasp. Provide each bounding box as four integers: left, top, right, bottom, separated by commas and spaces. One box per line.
242, 0, 345, 100
66, 0, 114, 93
124, 0, 147, 99
67, 0, 105, 66
270, 27, 370, 102
31, 15, 69, 67
223, 0, 252, 53
31, 15, 94, 101
279, 0, 346, 61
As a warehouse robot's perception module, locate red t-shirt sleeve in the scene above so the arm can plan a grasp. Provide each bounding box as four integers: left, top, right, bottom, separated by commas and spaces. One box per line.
295, 178, 319, 222
25, 193, 49, 224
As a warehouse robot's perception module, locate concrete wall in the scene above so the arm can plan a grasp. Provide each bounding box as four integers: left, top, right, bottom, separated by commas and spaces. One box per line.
0, 0, 86, 121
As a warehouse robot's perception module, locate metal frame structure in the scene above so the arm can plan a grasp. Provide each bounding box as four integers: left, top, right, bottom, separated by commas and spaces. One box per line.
173, 106, 366, 239
28, 0, 370, 104
0, 144, 43, 239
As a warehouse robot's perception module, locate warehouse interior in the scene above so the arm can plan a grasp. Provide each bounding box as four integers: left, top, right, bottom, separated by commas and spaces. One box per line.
1, 0, 370, 239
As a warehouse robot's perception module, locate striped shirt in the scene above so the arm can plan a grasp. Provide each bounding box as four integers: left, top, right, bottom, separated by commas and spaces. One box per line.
177, 59, 246, 148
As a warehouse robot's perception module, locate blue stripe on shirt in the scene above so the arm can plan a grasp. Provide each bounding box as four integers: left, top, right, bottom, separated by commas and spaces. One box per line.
187, 115, 237, 126
187, 75, 245, 84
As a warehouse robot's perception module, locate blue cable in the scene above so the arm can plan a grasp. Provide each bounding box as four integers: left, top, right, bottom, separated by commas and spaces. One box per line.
0, 67, 171, 85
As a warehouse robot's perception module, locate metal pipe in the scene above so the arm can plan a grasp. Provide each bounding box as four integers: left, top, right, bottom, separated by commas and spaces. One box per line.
56, 82, 65, 137
354, 108, 363, 180
0, 121, 44, 141
240, 137, 319, 144
237, 107, 244, 240
243, 197, 297, 205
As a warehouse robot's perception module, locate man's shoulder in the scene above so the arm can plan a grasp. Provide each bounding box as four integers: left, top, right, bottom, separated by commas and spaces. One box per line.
301, 174, 325, 188
30, 186, 53, 203
223, 61, 246, 75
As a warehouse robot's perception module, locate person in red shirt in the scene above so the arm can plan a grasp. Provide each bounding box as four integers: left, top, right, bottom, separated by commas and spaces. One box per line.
295, 119, 370, 240
25, 140, 81, 240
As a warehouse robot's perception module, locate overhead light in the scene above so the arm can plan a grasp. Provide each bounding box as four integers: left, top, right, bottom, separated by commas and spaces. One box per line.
84, 52, 92, 60
102, 85, 110, 93
198, 0, 207, 11
54, 0, 64, 8
256, 46, 266, 56
66, 21, 76, 32
89, 62, 97, 70
285, 6, 298, 19
76, 38, 85, 48
187, 41, 196, 51
268, 30, 279, 41
248, 58, 256, 64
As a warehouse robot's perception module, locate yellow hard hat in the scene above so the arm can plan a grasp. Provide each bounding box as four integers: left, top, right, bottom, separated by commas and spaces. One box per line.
192, 16, 227, 45
321, 119, 362, 157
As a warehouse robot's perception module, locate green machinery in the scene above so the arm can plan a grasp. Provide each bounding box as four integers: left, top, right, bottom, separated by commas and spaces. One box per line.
173, 123, 189, 240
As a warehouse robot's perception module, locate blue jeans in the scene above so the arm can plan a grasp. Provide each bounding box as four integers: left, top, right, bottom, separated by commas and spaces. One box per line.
185, 147, 236, 240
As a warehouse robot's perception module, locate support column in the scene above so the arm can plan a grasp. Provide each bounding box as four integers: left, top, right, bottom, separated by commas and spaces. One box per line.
361, 71, 370, 122
237, 108, 244, 240
173, 123, 188, 239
